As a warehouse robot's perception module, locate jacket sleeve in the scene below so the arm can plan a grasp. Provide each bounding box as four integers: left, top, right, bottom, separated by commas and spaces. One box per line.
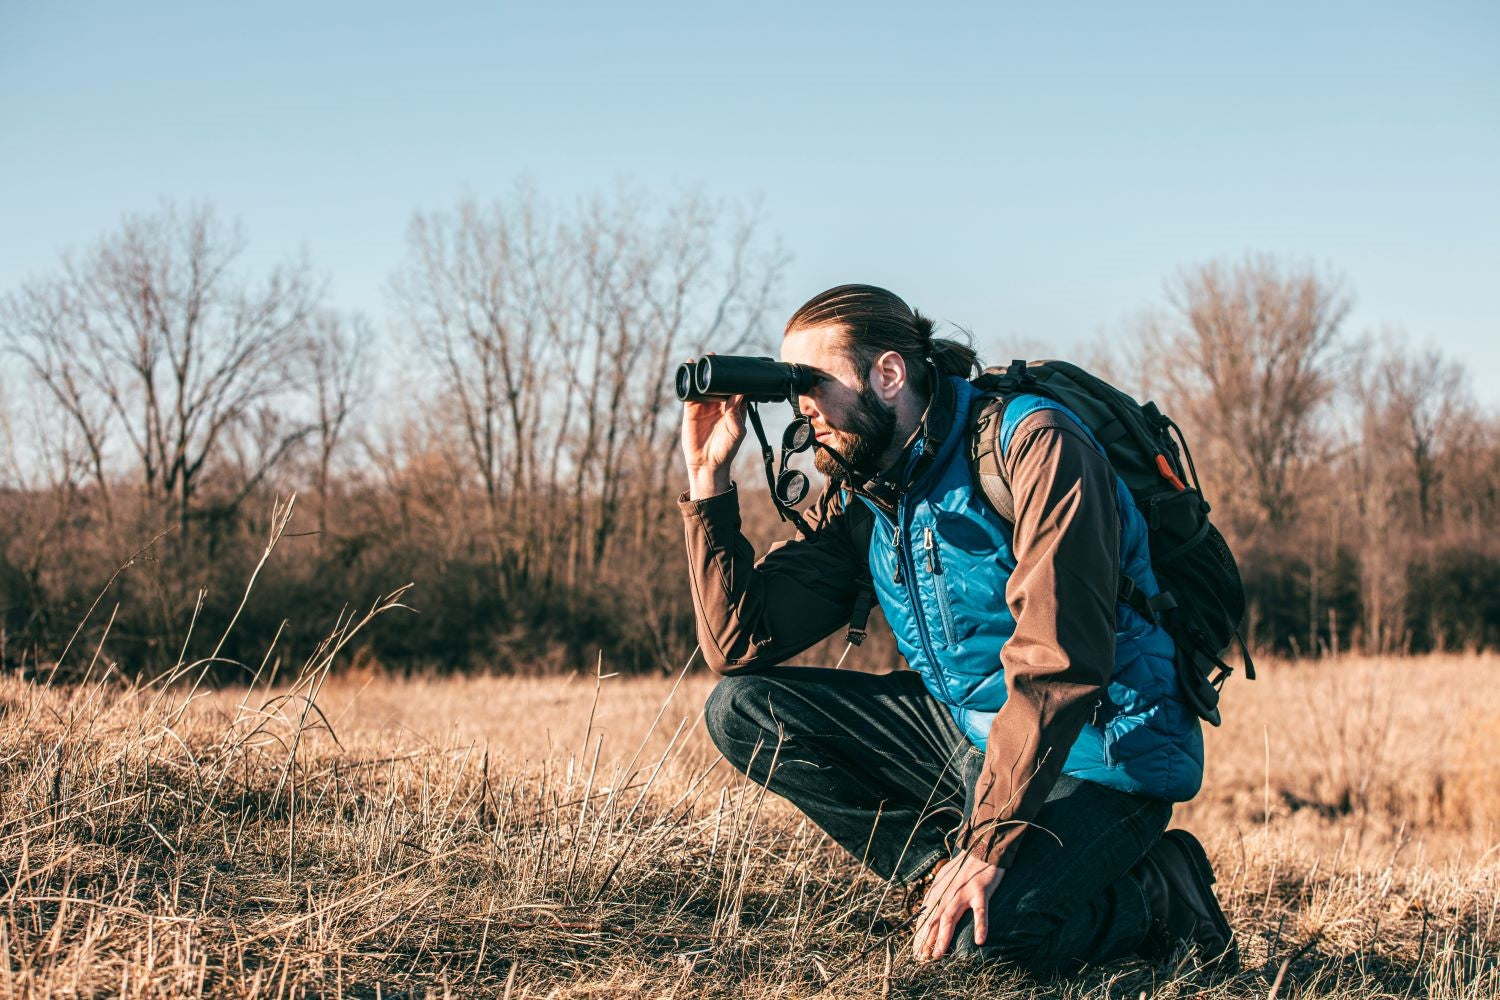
679, 483, 867, 674
960, 408, 1118, 868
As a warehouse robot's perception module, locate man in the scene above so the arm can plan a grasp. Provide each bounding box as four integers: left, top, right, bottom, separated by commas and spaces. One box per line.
678, 284, 1235, 974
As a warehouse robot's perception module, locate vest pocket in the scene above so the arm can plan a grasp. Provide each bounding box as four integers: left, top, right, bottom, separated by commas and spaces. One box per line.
925, 527, 959, 646
933, 574, 958, 646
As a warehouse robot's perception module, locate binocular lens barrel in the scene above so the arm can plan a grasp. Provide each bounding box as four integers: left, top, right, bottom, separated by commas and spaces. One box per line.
675, 355, 818, 403
674, 363, 697, 402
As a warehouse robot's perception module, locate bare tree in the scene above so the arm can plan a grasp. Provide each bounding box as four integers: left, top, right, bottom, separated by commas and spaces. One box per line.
0, 204, 319, 535
391, 189, 572, 580
1143, 254, 1351, 534
392, 186, 783, 603
1344, 334, 1493, 650
1348, 356, 1407, 652
0, 377, 84, 651
306, 311, 373, 549
1442, 410, 1500, 539
1372, 336, 1471, 531
0, 281, 117, 528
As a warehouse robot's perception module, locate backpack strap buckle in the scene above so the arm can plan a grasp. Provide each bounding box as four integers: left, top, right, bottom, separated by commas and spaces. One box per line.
993, 358, 1036, 393
846, 582, 875, 646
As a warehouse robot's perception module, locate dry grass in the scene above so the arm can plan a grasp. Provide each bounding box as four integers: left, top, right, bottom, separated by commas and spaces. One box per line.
3, 515, 1498, 1000
3, 648, 1497, 999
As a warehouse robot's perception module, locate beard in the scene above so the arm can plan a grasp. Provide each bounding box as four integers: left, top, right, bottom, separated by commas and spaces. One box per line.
813, 382, 898, 482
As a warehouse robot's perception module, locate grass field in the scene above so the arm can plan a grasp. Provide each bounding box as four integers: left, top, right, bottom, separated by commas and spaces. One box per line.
2, 649, 1498, 997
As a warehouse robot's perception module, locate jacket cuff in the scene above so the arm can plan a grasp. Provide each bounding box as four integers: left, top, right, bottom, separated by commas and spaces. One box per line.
961, 818, 1027, 869
678, 483, 741, 549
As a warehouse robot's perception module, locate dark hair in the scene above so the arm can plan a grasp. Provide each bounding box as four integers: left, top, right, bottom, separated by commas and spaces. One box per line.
784, 284, 978, 397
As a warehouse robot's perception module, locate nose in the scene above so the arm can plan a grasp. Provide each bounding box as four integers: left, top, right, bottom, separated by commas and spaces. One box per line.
797, 394, 819, 420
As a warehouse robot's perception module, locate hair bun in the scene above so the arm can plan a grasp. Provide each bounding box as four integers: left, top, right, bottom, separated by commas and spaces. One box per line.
912, 310, 936, 344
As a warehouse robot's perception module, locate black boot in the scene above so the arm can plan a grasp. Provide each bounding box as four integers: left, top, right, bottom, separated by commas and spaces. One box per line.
1130, 829, 1238, 971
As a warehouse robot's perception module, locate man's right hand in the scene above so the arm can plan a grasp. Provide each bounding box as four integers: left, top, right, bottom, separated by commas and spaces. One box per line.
681, 376, 747, 499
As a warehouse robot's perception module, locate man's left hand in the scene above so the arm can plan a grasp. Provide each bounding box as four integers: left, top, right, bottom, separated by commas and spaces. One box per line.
912, 853, 1006, 962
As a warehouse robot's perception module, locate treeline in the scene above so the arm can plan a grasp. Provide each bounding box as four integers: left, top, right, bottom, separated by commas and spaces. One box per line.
1119, 257, 1500, 656
0, 197, 1495, 680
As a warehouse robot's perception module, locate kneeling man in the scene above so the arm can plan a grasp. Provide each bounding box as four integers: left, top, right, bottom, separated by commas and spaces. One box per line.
679, 284, 1235, 973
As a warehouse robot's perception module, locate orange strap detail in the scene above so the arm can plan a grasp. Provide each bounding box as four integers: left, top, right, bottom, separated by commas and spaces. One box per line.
1155, 454, 1188, 491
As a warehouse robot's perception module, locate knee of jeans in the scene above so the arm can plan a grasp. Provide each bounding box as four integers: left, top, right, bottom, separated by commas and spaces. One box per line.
703, 674, 769, 761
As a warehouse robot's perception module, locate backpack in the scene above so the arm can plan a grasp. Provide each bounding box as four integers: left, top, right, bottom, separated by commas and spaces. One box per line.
967, 360, 1254, 726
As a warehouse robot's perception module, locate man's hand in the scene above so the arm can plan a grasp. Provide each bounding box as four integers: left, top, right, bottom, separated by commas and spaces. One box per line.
912, 854, 1006, 962
680, 362, 747, 499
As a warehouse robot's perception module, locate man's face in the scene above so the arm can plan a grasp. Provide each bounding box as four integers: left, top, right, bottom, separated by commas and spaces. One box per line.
781, 325, 898, 480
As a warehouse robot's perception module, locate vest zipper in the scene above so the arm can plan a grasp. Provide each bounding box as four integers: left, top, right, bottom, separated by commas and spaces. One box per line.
897, 503, 946, 690
925, 527, 958, 646
861, 492, 946, 692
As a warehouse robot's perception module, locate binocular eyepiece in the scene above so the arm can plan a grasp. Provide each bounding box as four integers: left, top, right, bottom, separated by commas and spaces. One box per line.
675, 355, 822, 403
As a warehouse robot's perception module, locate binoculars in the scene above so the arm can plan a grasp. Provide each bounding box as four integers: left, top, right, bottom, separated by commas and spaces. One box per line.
675, 355, 822, 403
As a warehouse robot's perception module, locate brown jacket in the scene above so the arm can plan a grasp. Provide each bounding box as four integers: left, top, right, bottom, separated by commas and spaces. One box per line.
679, 407, 1119, 867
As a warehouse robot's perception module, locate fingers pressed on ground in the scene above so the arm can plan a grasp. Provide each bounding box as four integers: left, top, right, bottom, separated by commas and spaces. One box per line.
934, 912, 955, 959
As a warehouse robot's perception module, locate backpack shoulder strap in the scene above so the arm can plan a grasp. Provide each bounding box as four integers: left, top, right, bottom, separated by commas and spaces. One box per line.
968, 359, 1058, 523
968, 362, 1161, 624
970, 390, 1016, 523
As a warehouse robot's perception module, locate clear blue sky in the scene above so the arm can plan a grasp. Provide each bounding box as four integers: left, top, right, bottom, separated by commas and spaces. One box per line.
3, 2, 1497, 404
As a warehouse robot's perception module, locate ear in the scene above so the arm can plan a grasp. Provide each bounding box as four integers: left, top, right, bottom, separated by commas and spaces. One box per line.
869, 350, 908, 403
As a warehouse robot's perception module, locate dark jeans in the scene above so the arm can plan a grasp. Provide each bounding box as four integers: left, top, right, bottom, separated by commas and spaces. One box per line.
704, 667, 1172, 973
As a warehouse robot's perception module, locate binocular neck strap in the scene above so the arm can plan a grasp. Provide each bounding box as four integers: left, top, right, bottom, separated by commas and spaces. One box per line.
746, 404, 813, 538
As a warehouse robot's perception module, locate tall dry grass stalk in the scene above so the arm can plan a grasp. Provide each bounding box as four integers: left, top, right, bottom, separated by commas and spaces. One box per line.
2, 506, 1496, 996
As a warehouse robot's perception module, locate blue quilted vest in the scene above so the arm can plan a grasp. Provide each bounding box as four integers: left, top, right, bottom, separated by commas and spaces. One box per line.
854, 377, 1203, 802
